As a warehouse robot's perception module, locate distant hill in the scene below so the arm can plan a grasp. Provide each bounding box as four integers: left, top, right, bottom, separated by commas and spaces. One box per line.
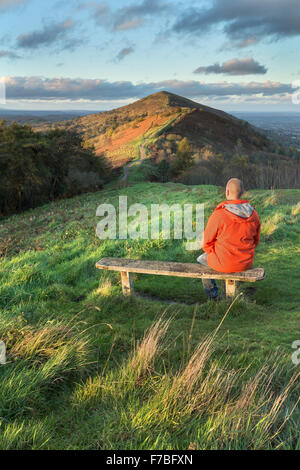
0, 110, 96, 126
41, 91, 272, 168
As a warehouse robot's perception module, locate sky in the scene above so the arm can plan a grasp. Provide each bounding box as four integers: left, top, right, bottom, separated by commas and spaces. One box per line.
0, 0, 300, 112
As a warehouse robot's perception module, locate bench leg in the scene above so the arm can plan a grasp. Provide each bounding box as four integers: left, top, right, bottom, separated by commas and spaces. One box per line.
121, 271, 134, 296
225, 280, 237, 298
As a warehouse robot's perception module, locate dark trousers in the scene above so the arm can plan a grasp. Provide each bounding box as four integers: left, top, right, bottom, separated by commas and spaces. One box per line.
197, 253, 219, 299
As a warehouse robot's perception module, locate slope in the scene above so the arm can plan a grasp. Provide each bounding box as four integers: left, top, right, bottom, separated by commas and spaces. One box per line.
0, 182, 299, 449
47, 91, 272, 169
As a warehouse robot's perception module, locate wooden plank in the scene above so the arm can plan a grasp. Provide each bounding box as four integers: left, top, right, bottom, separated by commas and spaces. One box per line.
121, 271, 134, 296
96, 257, 265, 282
225, 280, 237, 298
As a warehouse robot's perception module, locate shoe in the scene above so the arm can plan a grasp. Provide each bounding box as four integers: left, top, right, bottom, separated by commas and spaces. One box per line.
205, 287, 219, 299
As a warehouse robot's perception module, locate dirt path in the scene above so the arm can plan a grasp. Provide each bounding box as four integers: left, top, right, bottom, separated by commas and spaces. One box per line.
120, 126, 150, 183
120, 114, 179, 184
120, 142, 145, 182
139, 142, 147, 160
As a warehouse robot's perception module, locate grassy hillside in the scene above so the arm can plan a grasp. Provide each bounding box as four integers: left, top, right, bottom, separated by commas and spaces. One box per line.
28, 91, 300, 190
0, 182, 299, 449
36, 91, 276, 169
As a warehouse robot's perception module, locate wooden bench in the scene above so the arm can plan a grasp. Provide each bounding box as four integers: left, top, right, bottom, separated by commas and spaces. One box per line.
96, 257, 265, 299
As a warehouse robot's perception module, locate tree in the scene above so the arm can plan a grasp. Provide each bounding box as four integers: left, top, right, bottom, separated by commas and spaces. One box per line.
172, 137, 194, 175
156, 159, 170, 182
0, 122, 111, 216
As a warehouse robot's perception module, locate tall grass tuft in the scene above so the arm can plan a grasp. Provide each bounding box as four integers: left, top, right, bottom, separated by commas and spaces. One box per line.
128, 315, 172, 379
0, 317, 91, 419
291, 202, 300, 217
0, 420, 50, 450
72, 313, 299, 449
73, 315, 171, 405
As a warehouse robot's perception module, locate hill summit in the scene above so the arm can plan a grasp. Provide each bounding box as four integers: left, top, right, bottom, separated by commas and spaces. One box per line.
52, 90, 271, 168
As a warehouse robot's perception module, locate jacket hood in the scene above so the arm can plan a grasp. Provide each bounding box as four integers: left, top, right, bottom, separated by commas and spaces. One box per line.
216, 200, 254, 219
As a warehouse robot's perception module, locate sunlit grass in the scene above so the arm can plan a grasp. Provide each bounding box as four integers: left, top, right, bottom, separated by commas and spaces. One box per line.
0, 182, 299, 449
71, 315, 299, 450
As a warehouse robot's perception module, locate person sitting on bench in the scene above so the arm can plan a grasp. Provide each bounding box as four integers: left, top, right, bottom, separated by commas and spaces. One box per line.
197, 178, 261, 299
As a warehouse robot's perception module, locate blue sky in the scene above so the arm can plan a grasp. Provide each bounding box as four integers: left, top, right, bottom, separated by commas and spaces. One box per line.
0, 0, 300, 111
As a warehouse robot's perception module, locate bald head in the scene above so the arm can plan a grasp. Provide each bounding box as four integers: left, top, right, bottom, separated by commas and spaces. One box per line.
226, 178, 244, 200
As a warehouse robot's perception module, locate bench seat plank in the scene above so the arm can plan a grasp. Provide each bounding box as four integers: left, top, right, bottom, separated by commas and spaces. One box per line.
96, 257, 265, 282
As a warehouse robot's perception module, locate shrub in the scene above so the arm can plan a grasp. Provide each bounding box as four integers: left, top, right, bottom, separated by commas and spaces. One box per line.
172, 137, 194, 175
0, 121, 111, 216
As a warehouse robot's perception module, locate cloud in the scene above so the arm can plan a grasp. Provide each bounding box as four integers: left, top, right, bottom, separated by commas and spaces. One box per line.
152, 79, 291, 98
82, 0, 172, 31
171, 0, 300, 46
115, 46, 135, 62
17, 19, 74, 49
78, 1, 110, 26
113, 0, 171, 31
3, 76, 292, 102
114, 17, 144, 31
0, 49, 21, 59
233, 37, 260, 48
0, 0, 27, 11
4, 76, 150, 100
194, 58, 267, 76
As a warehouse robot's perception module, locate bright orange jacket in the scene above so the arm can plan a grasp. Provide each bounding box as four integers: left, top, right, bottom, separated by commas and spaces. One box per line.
202, 199, 260, 273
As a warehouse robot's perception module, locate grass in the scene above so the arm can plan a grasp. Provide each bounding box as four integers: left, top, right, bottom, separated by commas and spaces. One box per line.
0, 182, 299, 449
97, 112, 181, 166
